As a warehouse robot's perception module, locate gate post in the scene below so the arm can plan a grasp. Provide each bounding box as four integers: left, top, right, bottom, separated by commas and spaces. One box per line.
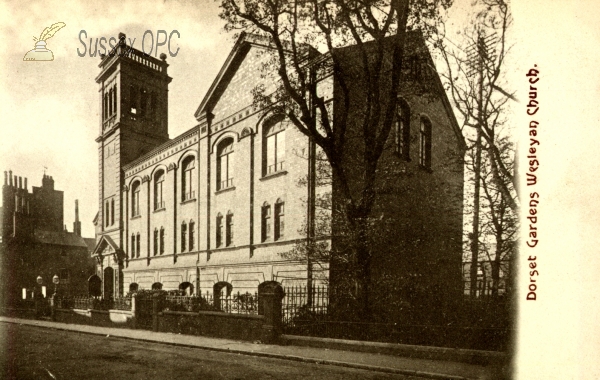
131, 293, 137, 329
152, 293, 163, 332
258, 281, 284, 343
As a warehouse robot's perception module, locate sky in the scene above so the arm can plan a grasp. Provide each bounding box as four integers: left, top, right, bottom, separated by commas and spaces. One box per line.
2, 0, 600, 378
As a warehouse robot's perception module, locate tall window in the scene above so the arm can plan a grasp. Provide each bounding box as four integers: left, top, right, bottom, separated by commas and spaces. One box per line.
216, 213, 224, 247
112, 85, 117, 115
105, 200, 109, 227
396, 99, 411, 160
130, 85, 138, 114
263, 117, 286, 175
154, 170, 164, 210
182, 156, 195, 201
140, 88, 148, 117
153, 229, 159, 256
217, 138, 234, 190
274, 200, 285, 241
226, 212, 234, 247
136, 233, 141, 258
103, 93, 108, 120
181, 221, 187, 252
261, 203, 271, 242
132, 181, 141, 217
110, 198, 115, 226
160, 227, 165, 255
189, 221, 195, 251
131, 234, 135, 258
419, 116, 432, 169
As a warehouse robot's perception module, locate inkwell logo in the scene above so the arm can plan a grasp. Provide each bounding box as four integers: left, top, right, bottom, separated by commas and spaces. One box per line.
23, 22, 66, 61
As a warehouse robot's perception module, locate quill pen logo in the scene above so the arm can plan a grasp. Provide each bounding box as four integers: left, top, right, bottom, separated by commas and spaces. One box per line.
24, 22, 66, 61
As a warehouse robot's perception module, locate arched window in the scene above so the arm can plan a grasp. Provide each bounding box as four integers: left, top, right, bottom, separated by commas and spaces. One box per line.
182, 156, 195, 201
181, 221, 187, 252
189, 221, 195, 251
154, 170, 165, 210
131, 181, 141, 217
153, 228, 159, 256
108, 88, 113, 116
217, 138, 234, 190
160, 227, 165, 255
112, 85, 117, 116
419, 116, 432, 169
151, 282, 162, 290
396, 98, 411, 160
274, 199, 285, 241
226, 211, 234, 247
261, 202, 271, 242
179, 282, 194, 296
129, 283, 139, 292
263, 116, 287, 176
136, 233, 141, 258
216, 213, 224, 247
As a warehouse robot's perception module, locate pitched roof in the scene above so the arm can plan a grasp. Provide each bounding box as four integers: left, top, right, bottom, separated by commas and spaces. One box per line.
33, 229, 89, 248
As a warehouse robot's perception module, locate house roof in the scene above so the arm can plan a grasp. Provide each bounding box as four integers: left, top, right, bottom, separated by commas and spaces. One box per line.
33, 229, 90, 248
91, 234, 124, 260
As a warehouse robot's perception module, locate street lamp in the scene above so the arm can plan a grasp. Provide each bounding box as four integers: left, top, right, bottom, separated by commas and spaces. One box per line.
52, 274, 59, 296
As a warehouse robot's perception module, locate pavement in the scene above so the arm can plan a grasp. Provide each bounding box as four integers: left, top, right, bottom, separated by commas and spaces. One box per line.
0, 316, 505, 380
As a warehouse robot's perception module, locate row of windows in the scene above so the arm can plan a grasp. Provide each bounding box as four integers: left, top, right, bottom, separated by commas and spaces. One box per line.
130, 156, 196, 218
394, 99, 432, 170
130, 221, 196, 258
102, 84, 117, 121
130, 85, 158, 120
261, 200, 285, 242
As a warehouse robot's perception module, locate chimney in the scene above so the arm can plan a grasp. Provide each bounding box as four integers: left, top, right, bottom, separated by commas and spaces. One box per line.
73, 200, 82, 237
18, 176, 22, 189
24, 177, 27, 190
4, 171, 6, 185
9, 170, 12, 186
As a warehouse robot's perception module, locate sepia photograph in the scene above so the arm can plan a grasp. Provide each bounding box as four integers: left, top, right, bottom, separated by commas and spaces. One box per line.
1, 0, 599, 379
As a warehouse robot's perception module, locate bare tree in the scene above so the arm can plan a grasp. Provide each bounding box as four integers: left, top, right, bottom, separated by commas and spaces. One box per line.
433, 0, 517, 297
219, 0, 453, 314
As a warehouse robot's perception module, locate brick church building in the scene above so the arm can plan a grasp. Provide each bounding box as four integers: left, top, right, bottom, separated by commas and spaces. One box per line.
92, 32, 465, 312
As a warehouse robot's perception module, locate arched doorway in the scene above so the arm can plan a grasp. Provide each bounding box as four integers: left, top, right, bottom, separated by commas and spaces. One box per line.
88, 275, 102, 298
179, 282, 194, 296
103, 267, 114, 299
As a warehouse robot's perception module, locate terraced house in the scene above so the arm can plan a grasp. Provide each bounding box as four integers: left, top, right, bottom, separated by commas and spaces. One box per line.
91, 32, 465, 308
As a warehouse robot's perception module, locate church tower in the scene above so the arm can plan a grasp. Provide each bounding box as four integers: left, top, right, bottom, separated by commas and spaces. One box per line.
95, 32, 171, 250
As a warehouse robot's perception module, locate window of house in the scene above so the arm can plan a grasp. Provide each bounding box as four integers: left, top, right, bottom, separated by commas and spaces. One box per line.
160, 227, 165, 254
105, 200, 110, 227
154, 170, 164, 210
110, 198, 115, 226
131, 234, 135, 258
130, 85, 138, 114
263, 117, 286, 176
226, 212, 233, 247
140, 88, 148, 117
396, 98, 411, 160
59, 268, 70, 283
189, 221, 195, 251
132, 181, 141, 217
216, 213, 224, 247
153, 229, 159, 256
150, 92, 157, 120
419, 116, 432, 169
274, 199, 285, 241
181, 221, 187, 252
103, 93, 108, 120
182, 156, 195, 201
261, 202, 271, 242
112, 85, 117, 115
217, 138, 234, 190
136, 233, 141, 258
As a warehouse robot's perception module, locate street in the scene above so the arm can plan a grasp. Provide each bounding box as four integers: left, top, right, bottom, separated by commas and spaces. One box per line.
0, 323, 423, 380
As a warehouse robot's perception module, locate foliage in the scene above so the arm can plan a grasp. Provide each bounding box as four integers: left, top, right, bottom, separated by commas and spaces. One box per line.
219, 0, 455, 314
